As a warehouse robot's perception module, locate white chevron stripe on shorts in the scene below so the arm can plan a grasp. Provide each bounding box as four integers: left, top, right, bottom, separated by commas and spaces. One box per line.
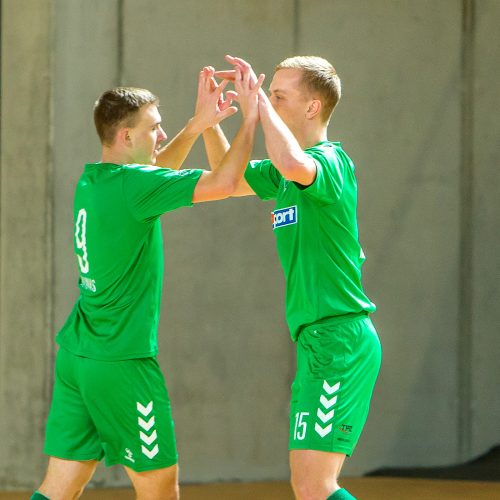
315, 380, 340, 438
137, 401, 159, 459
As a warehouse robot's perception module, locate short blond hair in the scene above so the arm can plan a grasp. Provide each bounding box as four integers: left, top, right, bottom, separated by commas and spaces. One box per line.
275, 56, 341, 123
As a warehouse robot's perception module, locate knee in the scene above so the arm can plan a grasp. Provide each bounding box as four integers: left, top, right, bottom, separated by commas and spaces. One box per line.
291, 475, 337, 500
162, 483, 179, 500
136, 481, 179, 500
38, 482, 86, 500
137, 484, 178, 500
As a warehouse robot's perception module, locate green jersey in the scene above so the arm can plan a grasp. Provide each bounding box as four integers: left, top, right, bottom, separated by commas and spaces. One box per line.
56, 163, 203, 361
245, 142, 375, 341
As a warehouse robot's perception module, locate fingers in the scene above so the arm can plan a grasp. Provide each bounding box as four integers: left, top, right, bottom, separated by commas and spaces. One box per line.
219, 90, 238, 111
214, 70, 236, 81
252, 73, 265, 92
198, 69, 205, 93
225, 90, 238, 101
217, 79, 229, 94
225, 54, 251, 70
234, 66, 242, 84
217, 105, 238, 122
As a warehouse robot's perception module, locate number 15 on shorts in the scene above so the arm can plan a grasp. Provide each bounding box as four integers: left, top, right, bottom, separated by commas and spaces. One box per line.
293, 412, 310, 441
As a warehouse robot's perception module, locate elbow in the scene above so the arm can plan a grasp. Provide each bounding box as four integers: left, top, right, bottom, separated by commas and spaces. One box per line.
276, 152, 315, 185
212, 175, 239, 199
220, 177, 240, 197
281, 158, 305, 180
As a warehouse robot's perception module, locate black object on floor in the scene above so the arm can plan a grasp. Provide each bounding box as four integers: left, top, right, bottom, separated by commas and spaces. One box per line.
367, 445, 500, 482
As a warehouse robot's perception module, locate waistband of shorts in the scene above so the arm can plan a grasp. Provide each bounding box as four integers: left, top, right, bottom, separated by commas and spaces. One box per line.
299, 311, 369, 335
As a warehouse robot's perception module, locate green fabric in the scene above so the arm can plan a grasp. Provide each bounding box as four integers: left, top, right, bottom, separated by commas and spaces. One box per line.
289, 316, 381, 455
30, 493, 50, 500
44, 348, 178, 470
245, 142, 376, 341
56, 163, 203, 360
328, 488, 357, 499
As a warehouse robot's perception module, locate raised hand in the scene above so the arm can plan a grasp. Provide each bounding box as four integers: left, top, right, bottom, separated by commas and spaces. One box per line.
232, 64, 265, 124
214, 55, 260, 86
193, 66, 238, 132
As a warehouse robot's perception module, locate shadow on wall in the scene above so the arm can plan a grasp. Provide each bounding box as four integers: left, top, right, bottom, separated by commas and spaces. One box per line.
368, 445, 500, 482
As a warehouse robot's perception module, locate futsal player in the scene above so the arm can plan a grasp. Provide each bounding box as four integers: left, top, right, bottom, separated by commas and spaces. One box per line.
206, 55, 382, 500
31, 65, 264, 500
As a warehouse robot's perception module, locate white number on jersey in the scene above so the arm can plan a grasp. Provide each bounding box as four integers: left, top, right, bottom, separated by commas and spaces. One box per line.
75, 208, 89, 274
293, 412, 310, 441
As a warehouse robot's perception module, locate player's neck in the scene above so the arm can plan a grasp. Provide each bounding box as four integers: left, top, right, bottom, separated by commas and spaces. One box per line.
298, 126, 328, 150
101, 146, 133, 165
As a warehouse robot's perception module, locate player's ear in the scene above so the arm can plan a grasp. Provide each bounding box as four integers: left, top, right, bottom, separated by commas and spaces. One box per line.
116, 127, 133, 147
306, 99, 322, 120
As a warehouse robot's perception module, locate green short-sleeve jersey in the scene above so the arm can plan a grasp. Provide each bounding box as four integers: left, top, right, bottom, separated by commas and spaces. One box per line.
56, 163, 203, 360
245, 142, 376, 341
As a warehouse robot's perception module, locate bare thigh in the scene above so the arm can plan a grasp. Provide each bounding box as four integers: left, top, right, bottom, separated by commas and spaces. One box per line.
38, 456, 99, 500
290, 449, 346, 500
125, 463, 179, 500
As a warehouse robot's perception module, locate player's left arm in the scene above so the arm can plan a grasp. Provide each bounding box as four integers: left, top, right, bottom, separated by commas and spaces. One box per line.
155, 68, 237, 170
258, 93, 317, 187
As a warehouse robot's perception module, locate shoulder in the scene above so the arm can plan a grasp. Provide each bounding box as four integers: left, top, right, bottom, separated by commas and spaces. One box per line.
305, 141, 343, 159
307, 142, 354, 171
122, 164, 202, 179
122, 164, 165, 174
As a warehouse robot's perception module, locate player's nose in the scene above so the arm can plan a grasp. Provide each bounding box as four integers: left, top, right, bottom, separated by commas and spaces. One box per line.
158, 126, 167, 142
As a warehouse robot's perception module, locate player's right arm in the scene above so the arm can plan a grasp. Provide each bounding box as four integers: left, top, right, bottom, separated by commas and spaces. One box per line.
191, 67, 264, 203
220, 55, 317, 187
201, 68, 256, 198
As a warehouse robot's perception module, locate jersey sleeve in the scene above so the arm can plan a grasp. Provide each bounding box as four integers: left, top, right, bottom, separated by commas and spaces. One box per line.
298, 146, 348, 204
244, 159, 283, 200
123, 165, 204, 221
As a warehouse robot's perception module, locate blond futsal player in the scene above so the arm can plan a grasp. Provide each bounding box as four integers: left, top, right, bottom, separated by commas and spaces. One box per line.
208, 55, 382, 500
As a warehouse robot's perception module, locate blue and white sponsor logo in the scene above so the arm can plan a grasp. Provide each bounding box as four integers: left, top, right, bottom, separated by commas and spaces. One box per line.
272, 205, 298, 229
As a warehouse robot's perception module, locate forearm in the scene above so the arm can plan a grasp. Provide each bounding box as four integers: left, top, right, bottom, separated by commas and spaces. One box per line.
215, 118, 256, 188
259, 97, 309, 174
192, 118, 257, 202
202, 124, 230, 171
155, 119, 201, 170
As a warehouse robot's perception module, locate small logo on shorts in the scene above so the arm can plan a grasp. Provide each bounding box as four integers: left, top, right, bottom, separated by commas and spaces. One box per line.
272, 205, 298, 229
124, 448, 135, 463
339, 424, 353, 434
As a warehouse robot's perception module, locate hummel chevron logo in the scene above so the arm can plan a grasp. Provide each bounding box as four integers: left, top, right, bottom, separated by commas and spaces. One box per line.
140, 429, 157, 446
141, 444, 159, 459
323, 380, 340, 395
138, 416, 155, 432
320, 394, 338, 409
137, 401, 153, 416
315, 380, 341, 438
136, 401, 159, 459
315, 422, 332, 438
317, 408, 335, 423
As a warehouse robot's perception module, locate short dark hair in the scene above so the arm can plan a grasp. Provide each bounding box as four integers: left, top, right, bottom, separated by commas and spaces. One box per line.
93, 87, 159, 145
275, 56, 341, 123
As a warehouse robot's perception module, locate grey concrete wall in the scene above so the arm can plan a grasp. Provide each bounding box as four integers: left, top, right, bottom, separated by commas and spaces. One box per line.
471, 0, 500, 457
0, 0, 55, 486
1, 0, 499, 490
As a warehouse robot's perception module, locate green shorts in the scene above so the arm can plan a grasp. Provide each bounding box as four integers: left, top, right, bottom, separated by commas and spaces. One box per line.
289, 314, 381, 456
44, 347, 177, 471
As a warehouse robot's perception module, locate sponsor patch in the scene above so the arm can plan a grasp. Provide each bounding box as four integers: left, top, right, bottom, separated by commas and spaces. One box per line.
272, 205, 298, 229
